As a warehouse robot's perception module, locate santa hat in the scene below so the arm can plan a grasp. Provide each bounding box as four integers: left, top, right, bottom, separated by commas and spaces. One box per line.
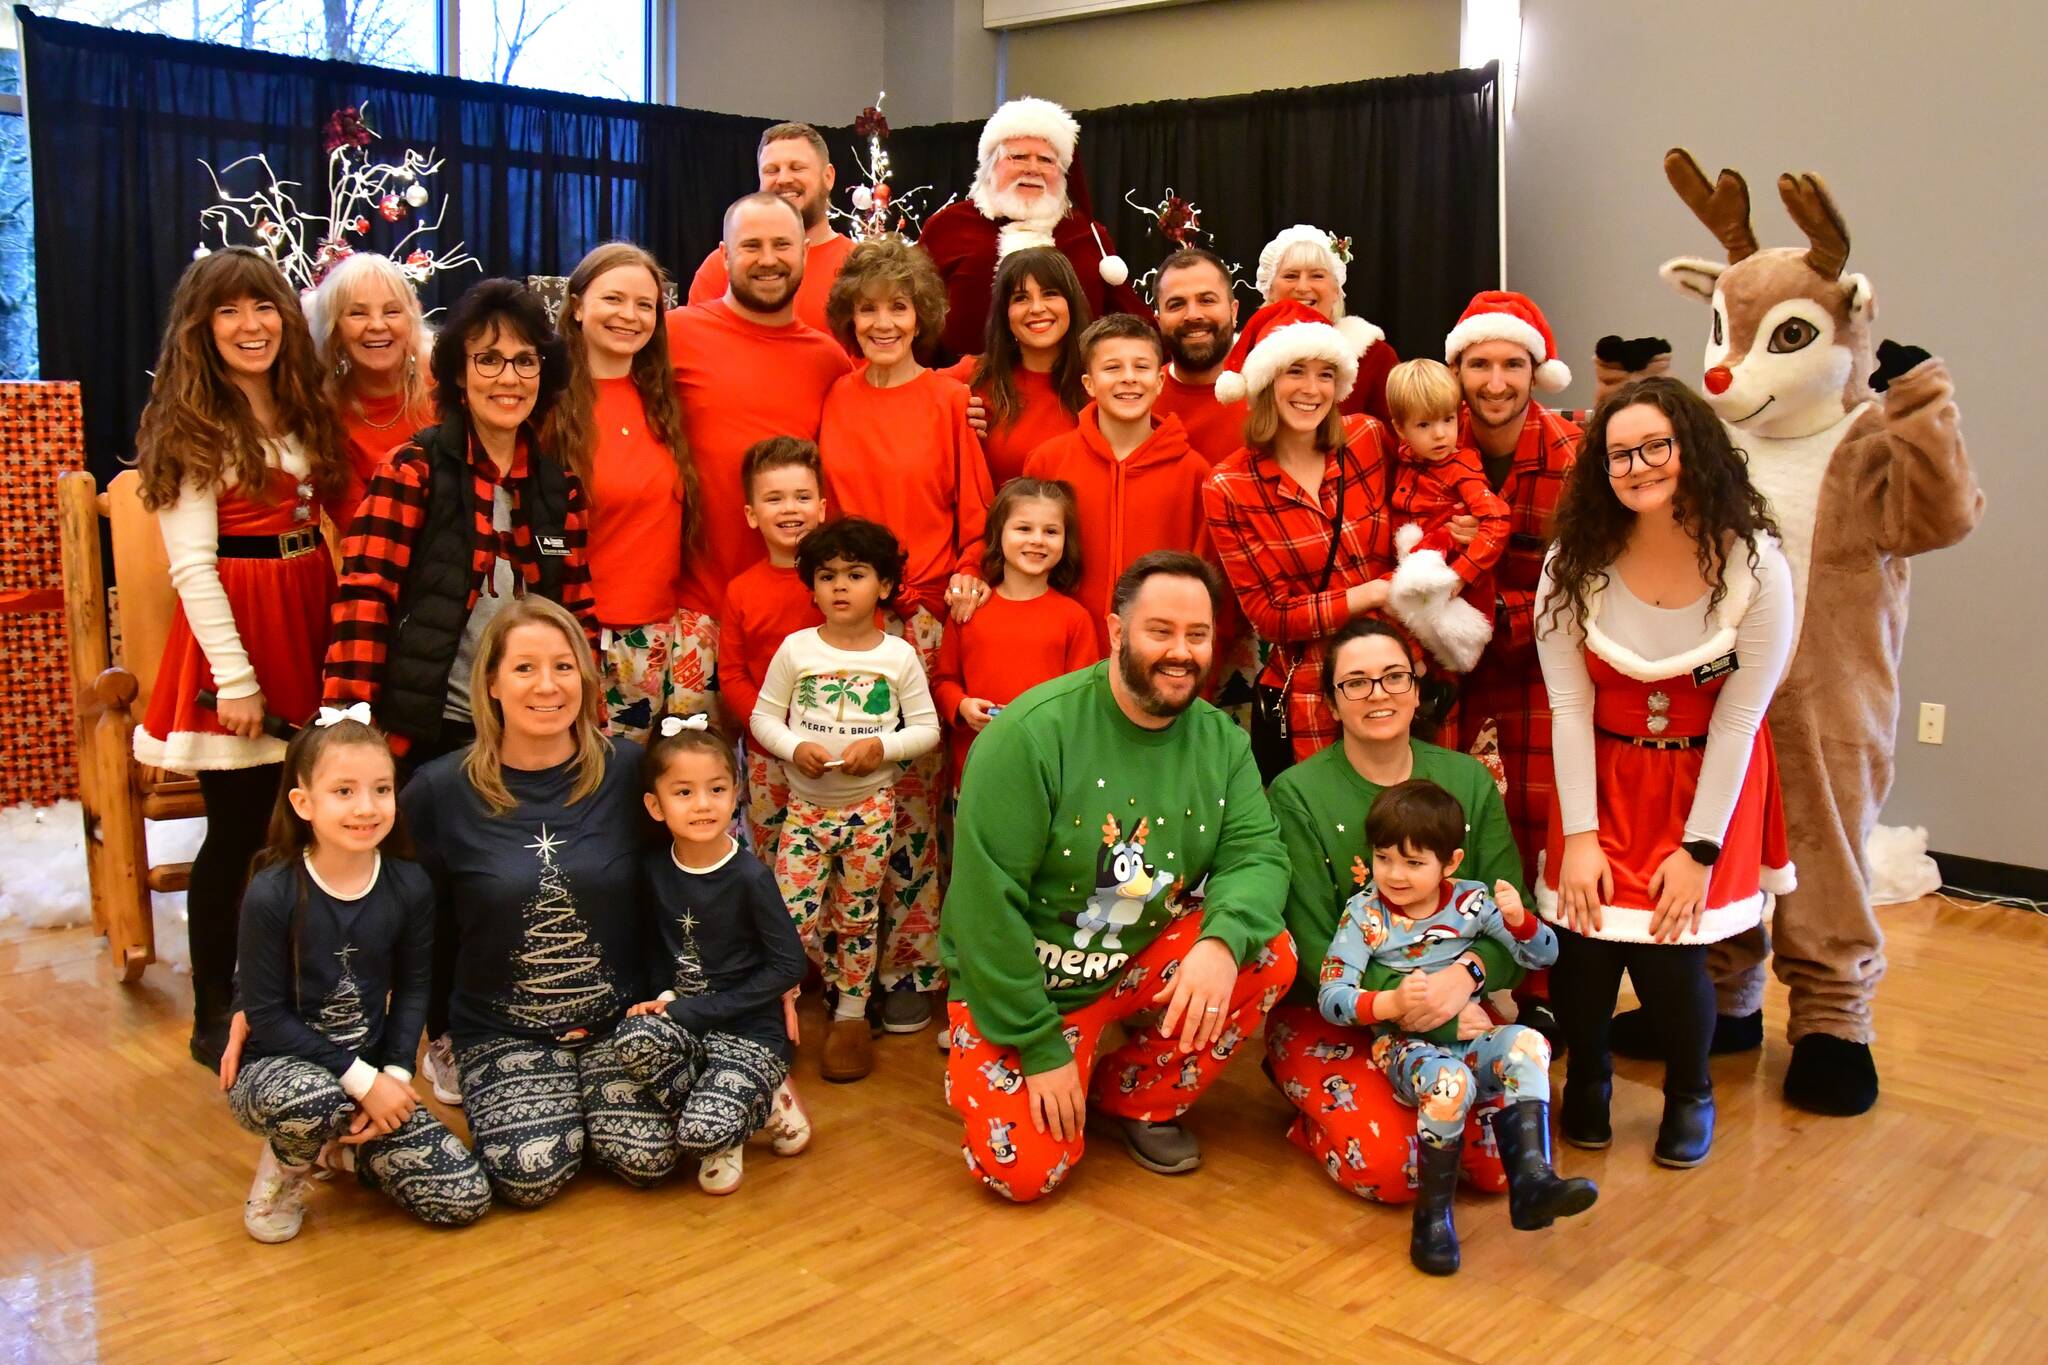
1444, 290, 1572, 392
1255, 224, 1348, 300
1214, 299, 1378, 406
978, 97, 1080, 172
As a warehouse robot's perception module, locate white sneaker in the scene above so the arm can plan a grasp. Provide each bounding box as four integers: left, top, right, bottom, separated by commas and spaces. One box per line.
698, 1145, 744, 1195
243, 1146, 309, 1243
762, 1077, 812, 1156
421, 1035, 463, 1106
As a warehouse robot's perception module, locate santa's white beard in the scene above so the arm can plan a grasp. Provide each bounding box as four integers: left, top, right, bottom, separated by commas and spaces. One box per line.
970, 174, 1071, 230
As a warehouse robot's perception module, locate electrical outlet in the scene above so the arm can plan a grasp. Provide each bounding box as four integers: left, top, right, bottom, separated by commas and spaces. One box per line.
1917, 702, 1946, 745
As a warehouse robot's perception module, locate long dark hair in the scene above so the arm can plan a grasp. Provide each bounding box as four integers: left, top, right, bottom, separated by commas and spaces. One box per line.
970, 247, 1090, 432
1541, 375, 1778, 636
135, 247, 348, 511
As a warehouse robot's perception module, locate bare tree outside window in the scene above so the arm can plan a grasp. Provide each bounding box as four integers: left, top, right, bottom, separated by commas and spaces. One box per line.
460, 0, 644, 101
31, 0, 438, 70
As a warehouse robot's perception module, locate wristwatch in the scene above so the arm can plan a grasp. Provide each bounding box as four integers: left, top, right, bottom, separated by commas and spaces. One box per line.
1460, 957, 1486, 992
1682, 838, 1722, 866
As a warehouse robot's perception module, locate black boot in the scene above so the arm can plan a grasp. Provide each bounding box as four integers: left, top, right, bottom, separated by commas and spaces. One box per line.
1409, 1138, 1462, 1276
1783, 1033, 1879, 1116
1610, 1006, 1762, 1059
1654, 1090, 1715, 1168
1560, 1073, 1612, 1150
1491, 1100, 1599, 1230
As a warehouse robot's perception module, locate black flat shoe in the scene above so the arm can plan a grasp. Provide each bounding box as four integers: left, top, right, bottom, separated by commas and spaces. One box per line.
1654, 1092, 1715, 1168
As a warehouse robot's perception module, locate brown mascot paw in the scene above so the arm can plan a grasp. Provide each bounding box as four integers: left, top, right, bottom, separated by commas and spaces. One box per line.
1783, 1033, 1878, 1116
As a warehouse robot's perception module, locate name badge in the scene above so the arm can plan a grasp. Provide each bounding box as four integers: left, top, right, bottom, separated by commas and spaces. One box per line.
1692, 651, 1739, 685
537, 534, 570, 557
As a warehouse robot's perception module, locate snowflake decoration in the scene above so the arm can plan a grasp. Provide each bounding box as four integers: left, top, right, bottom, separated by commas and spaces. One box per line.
194, 100, 478, 293
829, 91, 952, 243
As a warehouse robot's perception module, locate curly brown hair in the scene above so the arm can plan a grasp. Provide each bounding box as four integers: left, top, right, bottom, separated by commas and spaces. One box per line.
1541, 375, 1779, 636
135, 247, 347, 511
824, 235, 948, 359
543, 242, 697, 543
970, 247, 1090, 432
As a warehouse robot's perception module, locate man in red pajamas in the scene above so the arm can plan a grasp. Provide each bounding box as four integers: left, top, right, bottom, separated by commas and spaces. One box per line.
1443, 292, 1581, 1038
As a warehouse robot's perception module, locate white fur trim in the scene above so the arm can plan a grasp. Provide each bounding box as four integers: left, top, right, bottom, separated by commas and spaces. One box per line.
995, 218, 1058, 258
1534, 358, 1571, 393
978, 97, 1079, 170
1394, 522, 1425, 556
133, 726, 287, 773
1391, 546, 1460, 602
1256, 225, 1347, 299
1214, 370, 1247, 404
1239, 320, 1361, 401
1405, 592, 1493, 673
1759, 861, 1798, 896
1579, 536, 1774, 682
1445, 312, 1548, 366
1334, 314, 1384, 355
1535, 879, 1765, 945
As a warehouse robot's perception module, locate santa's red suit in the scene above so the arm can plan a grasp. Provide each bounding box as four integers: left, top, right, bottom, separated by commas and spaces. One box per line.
920, 201, 1150, 364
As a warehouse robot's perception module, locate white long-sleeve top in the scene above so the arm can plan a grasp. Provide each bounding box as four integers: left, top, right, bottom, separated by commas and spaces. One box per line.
750, 627, 941, 807
155, 438, 308, 701
1536, 537, 1793, 847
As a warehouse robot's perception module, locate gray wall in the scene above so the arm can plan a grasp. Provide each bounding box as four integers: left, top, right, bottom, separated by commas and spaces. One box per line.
666, 0, 888, 124
1507, 0, 2044, 866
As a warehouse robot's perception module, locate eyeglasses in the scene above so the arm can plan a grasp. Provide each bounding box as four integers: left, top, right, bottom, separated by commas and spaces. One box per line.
1334, 670, 1415, 701
1604, 435, 1677, 477
469, 350, 541, 378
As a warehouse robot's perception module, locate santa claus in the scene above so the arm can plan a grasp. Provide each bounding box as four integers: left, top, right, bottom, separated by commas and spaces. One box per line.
918, 96, 1150, 363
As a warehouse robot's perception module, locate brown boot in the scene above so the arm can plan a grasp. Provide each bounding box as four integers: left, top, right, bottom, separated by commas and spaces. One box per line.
821, 1017, 874, 1082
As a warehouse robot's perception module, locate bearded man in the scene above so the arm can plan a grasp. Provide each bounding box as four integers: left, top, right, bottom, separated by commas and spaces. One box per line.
918, 96, 1150, 362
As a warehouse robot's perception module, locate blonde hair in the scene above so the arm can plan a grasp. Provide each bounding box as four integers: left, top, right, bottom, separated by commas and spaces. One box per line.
462, 597, 610, 816
305, 252, 435, 423
1383, 358, 1461, 428
1243, 383, 1349, 453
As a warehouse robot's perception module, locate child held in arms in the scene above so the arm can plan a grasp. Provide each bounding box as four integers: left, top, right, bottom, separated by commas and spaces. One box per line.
1318, 779, 1595, 1276
1384, 358, 1512, 679
750, 518, 941, 1083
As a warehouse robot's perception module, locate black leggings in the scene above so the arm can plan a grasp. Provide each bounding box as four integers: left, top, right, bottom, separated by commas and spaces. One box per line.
1549, 926, 1715, 1098
189, 765, 284, 1034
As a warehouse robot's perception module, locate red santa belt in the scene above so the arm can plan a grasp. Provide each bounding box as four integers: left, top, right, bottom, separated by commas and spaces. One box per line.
1596, 725, 1702, 751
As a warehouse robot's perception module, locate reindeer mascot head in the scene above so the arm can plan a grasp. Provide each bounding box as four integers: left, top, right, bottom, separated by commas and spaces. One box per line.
1642, 149, 1981, 1118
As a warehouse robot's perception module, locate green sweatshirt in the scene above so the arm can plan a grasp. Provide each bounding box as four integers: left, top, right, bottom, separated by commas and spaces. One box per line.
940, 662, 1290, 1074
1268, 739, 1529, 1021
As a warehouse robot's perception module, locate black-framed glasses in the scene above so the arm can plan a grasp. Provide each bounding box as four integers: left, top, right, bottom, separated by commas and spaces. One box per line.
469, 350, 541, 378
1334, 670, 1415, 701
1605, 435, 1677, 477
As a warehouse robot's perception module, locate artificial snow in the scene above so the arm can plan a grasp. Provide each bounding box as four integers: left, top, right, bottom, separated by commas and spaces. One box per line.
0, 800, 204, 970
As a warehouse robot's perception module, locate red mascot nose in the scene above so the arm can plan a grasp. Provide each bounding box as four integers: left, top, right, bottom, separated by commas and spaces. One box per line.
1703, 365, 1733, 395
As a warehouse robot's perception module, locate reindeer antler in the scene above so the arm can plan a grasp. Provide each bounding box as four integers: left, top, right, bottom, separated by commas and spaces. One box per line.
1131, 819, 1150, 848
1102, 813, 1120, 846
1777, 171, 1850, 281
1664, 148, 1758, 263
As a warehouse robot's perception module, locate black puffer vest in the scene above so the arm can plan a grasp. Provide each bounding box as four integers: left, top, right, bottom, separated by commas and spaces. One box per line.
381, 417, 570, 745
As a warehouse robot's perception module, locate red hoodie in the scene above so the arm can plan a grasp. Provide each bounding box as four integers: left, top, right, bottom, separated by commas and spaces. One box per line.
1025, 405, 1223, 655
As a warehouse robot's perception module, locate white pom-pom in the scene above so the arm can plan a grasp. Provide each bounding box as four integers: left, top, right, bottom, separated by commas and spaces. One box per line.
1535, 358, 1572, 392
1215, 370, 1247, 404
851, 185, 874, 212
404, 183, 430, 208
193, 244, 211, 260
1394, 522, 1425, 557
1098, 253, 1129, 288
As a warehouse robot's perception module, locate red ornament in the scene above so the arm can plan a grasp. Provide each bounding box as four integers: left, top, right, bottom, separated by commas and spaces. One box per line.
873, 183, 892, 206
378, 195, 406, 222
352, 216, 371, 234
406, 249, 431, 268
854, 105, 889, 140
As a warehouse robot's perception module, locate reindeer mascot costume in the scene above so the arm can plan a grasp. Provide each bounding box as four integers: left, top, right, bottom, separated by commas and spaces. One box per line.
1607, 151, 1982, 1116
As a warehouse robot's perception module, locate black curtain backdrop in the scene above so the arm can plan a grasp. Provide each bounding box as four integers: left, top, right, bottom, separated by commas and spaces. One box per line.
22, 8, 1496, 479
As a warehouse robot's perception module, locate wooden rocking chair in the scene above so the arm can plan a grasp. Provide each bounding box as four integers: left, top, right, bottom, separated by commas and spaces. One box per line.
57, 469, 205, 982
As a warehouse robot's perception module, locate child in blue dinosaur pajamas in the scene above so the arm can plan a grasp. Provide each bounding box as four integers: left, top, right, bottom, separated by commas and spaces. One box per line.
1317, 779, 1596, 1276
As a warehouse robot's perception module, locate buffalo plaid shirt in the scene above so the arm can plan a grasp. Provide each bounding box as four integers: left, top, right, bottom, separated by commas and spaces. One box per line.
1453, 401, 1581, 882
321, 431, 598, 714
1391, 443, 1513, 586
1203, 414, 1397, 762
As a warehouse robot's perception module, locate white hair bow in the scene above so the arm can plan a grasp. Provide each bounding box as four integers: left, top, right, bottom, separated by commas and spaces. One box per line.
659, 713, 710, 738
315, 702, 374, 728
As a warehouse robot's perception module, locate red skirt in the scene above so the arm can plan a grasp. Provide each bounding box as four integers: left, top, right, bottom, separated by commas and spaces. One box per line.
134, 551, 337, 773
1538, 725, 1794, 944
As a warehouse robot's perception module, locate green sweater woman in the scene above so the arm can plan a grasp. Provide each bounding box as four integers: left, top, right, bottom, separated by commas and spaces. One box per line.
1266, 618, 1527, 1204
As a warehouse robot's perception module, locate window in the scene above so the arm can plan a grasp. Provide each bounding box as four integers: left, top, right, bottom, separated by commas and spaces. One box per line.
458, 0, 649, 101
0, 29, 32, 379
28, 1, 441, 72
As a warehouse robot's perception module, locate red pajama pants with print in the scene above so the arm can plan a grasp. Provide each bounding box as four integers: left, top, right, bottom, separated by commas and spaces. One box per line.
1264, 1005, 1508, 1204
945, 913, 1296, 1203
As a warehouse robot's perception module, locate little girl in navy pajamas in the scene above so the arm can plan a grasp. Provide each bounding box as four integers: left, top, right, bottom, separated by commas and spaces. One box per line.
613, 715, 813, 1194
221, 711, 490, 1242
1318, 779, 1594, 1275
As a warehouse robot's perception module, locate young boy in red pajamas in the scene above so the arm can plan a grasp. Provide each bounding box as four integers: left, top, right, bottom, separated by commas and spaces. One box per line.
719, 436, 829, 866
1384, 358, 1511, 678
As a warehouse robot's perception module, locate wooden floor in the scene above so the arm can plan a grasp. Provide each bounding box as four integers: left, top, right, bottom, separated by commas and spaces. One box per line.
3, 897, 2046, 1364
